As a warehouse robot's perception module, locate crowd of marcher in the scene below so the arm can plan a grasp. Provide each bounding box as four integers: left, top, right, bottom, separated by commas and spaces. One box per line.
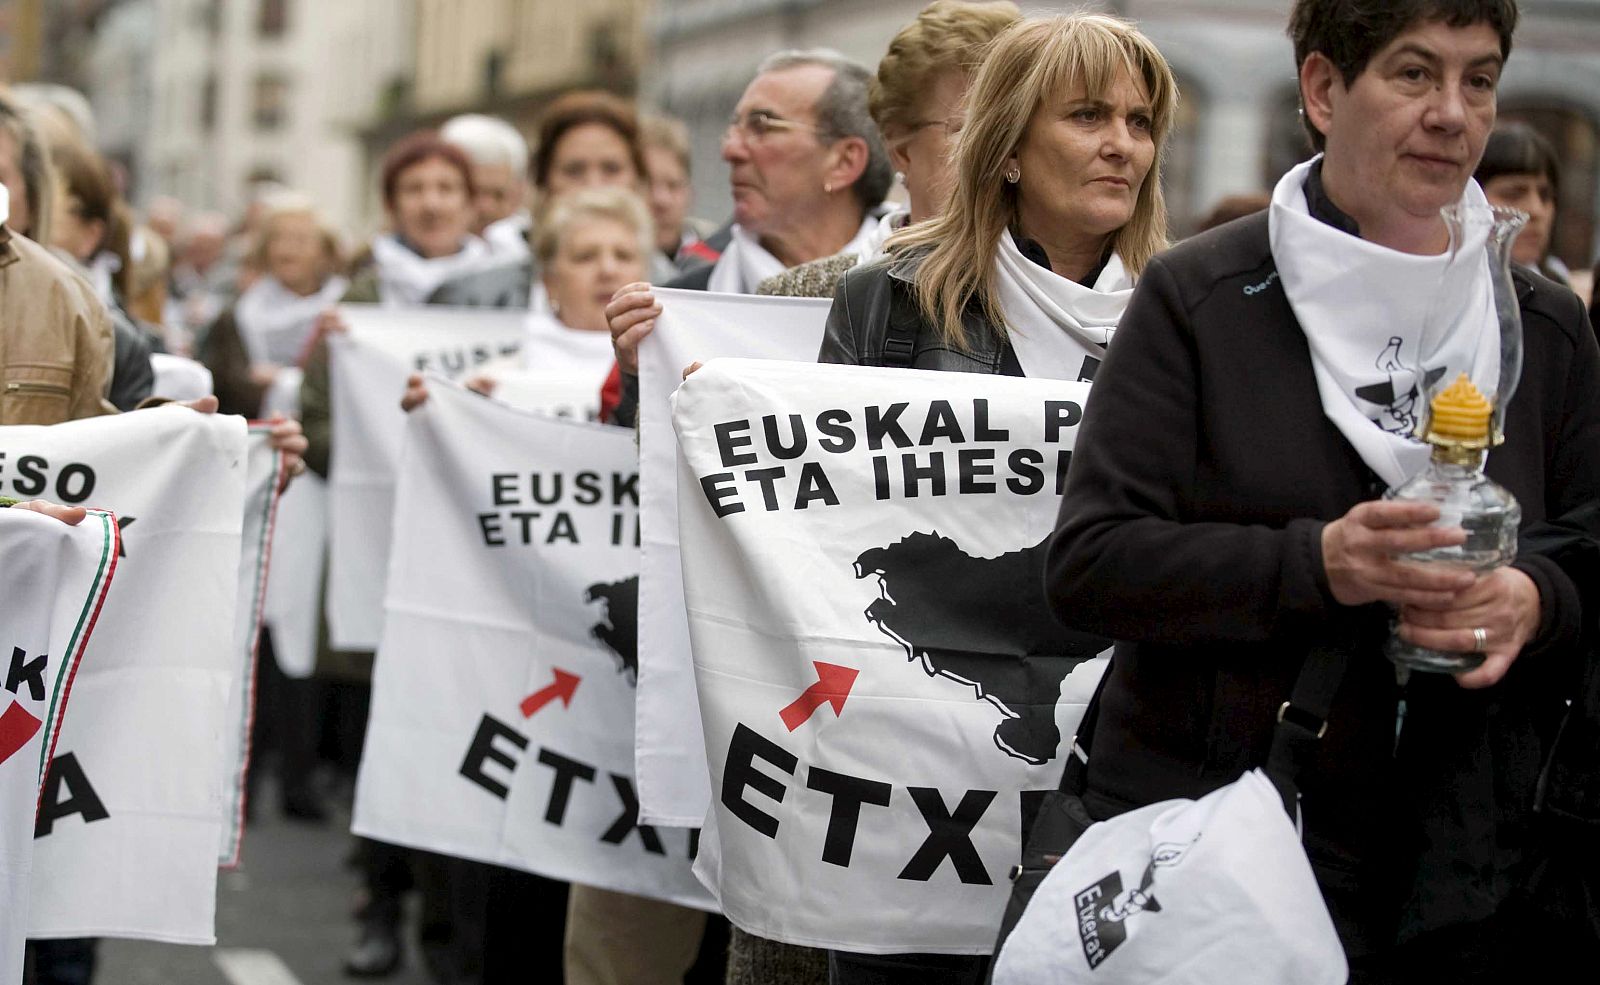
3, 0, 1599, 982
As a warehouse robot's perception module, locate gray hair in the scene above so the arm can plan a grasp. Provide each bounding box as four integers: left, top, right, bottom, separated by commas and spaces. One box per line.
440, 113, 531, 173
754, 49, 893, 214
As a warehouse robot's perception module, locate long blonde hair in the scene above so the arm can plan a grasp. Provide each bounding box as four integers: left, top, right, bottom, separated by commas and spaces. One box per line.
889, 14, 1178, 347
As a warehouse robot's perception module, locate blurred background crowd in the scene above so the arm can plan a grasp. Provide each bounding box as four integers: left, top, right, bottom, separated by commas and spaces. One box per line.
0, 0, 1596, 336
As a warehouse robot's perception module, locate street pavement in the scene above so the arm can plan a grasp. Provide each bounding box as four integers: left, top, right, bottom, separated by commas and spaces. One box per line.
96, 777, 432, 985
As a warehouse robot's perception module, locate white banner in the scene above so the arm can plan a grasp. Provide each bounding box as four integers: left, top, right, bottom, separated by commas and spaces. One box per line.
327, 305, 527, 650
353, 380, 714, 909
13, 409, 248, 943
219, 428, 283, 865
263, 366, 324, 680
673, 359, 1110, 953
635, 289, 831, 826
0, 507, 117, 982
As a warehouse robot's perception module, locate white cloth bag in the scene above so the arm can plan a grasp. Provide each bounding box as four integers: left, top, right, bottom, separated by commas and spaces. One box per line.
992, 769, 1347, 985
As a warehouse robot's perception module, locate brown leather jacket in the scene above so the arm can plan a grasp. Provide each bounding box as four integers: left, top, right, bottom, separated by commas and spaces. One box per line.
0, 224, 115, 424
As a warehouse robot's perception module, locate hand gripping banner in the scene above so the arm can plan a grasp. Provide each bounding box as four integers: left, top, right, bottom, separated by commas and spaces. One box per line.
12, 408, 248, 943
353, 379, 714, 910
672, 359, 1110, 953
634, 289, 831, 826
0, 506, 117, 982
327, 305, 527, 650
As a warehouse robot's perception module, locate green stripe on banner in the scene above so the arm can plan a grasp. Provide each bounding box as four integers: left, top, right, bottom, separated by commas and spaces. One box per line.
38, 510, 118, 783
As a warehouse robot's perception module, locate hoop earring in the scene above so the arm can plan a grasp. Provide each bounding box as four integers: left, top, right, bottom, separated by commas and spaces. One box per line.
1004, 167, 1021, 184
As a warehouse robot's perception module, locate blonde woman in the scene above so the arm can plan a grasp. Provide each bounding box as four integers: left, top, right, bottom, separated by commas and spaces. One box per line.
817, 14, 1177, 984
820, 13, 1176, 382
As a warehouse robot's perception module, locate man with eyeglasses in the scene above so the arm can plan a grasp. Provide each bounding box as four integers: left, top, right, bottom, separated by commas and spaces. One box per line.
602, 48, 895, 425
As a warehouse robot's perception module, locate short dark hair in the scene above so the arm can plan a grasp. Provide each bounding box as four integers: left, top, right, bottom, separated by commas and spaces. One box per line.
380, 130, 477, 209
532, 91, 648, 191
1475, 121, 1560, 198
1289, 0, 1520, 151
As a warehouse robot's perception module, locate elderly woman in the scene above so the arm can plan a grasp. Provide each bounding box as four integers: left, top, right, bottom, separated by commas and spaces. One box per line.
756, 0, 1021, 298
1049, 0, 1600, 977
198, 194, 346, 418
1475, 121, 1568, 285
821, 14, 1176, 984
431, 91, 656, 308
403, 187, 653, 409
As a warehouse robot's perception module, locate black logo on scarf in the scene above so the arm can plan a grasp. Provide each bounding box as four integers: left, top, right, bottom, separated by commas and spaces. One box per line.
1075, 838, 1198, 969
1353, 336, 1447, 436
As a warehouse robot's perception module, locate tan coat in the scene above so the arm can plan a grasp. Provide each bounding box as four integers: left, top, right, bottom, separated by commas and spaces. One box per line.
0, 225, 115, 424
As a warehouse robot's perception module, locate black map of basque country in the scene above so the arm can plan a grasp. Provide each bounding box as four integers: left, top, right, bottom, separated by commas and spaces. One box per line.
854, 531, 1109, 765
586, 577, 639, 685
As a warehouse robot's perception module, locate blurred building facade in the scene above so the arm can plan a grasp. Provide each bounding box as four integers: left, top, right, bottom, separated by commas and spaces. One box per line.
647, 0, 1600, 268
0, 0, 45, 82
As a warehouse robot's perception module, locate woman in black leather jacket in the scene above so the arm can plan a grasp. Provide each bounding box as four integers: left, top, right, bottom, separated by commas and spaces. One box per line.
816, 13, 1178, 985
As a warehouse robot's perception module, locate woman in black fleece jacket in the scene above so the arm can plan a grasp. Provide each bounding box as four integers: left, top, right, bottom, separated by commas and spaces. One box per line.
1047, 2, 1600, 977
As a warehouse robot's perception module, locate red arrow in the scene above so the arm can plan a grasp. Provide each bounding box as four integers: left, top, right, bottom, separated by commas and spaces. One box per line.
520, 669, 582, 718
0, 700, 42, 767
780, 662, 859, 732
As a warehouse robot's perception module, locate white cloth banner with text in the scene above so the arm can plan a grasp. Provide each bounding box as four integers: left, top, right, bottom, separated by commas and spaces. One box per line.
353, 380, 714, 909
327, 305, 526, 650
635, 289, 831, 826
673, 360, 1109, 953
0, 507, 117, 982
12, 409, 247, 943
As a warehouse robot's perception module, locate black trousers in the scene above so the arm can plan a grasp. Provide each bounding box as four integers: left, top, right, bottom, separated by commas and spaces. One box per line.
827, 951, 989, 985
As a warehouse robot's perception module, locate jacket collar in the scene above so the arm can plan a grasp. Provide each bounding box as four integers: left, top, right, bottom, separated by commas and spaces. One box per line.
0, 224, 18, 271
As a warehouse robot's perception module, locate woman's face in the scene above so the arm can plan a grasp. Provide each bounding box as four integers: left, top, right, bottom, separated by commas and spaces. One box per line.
542, 215, 646, 333
1009, 67, 1156, 252
544, 123, 640, 201
0, 130, 31, 236
1482, 171, 1555, 267
888, 68, 970, 224
390, 155, 474, 259
265, 212, 328, 294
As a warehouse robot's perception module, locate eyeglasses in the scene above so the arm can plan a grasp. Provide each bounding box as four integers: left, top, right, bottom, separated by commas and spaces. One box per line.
904, 116, 964, 139
725, 109, 829, 143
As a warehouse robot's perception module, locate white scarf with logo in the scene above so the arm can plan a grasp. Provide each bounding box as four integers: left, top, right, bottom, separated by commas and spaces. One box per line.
1269, 158, 1499, 488
994, 231, 1135, 380
706, 216, 880, 295
234, 274, 350, 366
371, 233, 490, 308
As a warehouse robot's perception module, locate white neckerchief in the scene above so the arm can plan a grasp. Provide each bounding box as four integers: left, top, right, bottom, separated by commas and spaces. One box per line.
705, 216, 880, 295
483, 211, 532, 260
1269, 157, 1498, 488
371, 233, 490, 308
521, 311, 618, 380
0, 183, 9, 226
993, 232, 1135, 380
234, 274, 350, 366
86, 251, 120, 308
861, 207, 910, 264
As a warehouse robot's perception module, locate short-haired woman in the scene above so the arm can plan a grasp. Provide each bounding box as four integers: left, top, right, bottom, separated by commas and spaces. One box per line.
819, 14, 1177, 984
1475, 121, 1568, 285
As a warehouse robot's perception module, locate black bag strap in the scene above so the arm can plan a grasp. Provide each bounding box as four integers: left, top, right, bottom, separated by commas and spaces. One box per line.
1264, 643, 1350, 815
1054, 655, 1113, 796
881, 315, 918, 368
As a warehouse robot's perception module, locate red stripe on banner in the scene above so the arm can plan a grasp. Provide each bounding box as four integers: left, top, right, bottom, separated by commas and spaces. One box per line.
0, 701, 43, 768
